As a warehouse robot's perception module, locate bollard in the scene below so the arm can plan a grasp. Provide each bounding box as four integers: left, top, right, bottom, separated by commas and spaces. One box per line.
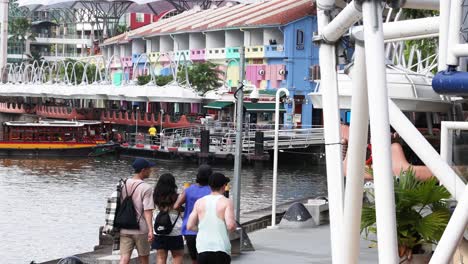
252, 131, 266, 165
254, 131, 264, 156
200, 130, 210, 153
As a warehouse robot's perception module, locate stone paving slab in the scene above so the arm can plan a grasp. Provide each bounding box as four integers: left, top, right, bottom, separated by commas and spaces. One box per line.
232, 225, 378, 264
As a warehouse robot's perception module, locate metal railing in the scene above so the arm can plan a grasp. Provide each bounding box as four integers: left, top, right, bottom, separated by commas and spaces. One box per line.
126, 123, 325, 155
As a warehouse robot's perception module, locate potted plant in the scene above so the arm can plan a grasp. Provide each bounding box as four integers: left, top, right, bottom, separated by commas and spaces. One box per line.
361, 168, 451, 263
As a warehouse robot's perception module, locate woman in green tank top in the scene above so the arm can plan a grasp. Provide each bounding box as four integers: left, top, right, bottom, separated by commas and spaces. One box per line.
187, 173, 237, 264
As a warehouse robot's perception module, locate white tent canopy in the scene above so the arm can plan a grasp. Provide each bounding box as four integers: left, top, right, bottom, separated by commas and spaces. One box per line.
0, 83, 203, 103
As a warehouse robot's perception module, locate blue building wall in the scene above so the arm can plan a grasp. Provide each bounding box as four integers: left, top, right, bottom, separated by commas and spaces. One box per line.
283, 16, 319, 127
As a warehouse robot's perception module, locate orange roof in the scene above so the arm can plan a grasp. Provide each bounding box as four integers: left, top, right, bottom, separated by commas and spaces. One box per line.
103, 0, 315, 45
101, 32, 130, 46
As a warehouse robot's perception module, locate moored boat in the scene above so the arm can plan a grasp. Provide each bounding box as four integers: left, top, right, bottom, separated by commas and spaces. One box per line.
0, 120, 117, 157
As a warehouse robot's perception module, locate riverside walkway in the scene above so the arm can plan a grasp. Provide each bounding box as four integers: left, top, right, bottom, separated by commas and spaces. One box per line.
41, 198, 379, 263
232, 225, 378, 264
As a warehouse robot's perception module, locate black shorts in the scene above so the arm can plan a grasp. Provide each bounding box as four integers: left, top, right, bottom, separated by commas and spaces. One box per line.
184, 235, 198, 260
151, 235, 184, 251
198, 251, 231, 264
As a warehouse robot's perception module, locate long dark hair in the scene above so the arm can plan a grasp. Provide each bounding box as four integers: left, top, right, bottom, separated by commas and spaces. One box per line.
153, 173, 178, 209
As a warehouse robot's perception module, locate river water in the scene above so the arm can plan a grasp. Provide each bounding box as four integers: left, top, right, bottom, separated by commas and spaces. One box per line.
0, 157, 326, 264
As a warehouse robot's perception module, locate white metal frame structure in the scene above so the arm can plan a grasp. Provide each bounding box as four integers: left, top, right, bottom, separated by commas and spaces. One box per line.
315, 0, 467, 263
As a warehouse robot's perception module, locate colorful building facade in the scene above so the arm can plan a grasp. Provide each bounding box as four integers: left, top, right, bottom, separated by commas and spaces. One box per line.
101, 0, 320, 127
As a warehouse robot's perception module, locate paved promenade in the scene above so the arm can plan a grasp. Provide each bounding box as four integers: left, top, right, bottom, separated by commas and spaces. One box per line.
232, 225, 378, 264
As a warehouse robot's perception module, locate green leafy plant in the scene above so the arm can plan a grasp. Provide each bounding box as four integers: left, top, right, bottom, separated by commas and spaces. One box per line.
361, 168, 451, 261
156, 75, 174, 86
177, 62, 224, 94
137, 75, 151, 85
59, 58, 97, 84
136, 74, 174, 86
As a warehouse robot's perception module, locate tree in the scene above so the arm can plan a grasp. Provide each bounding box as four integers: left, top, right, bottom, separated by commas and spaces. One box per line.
401, 9, 439, 73
115, 24, 130, 35
178, 62, 224, 94
25, 51, 44, 64
9, 17, 35, 62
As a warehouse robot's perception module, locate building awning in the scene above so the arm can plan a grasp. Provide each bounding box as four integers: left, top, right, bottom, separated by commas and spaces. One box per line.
203, 101, 234, 110
244, 103, 285, 112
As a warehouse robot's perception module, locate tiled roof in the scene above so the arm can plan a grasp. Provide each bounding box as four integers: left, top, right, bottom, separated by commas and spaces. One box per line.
103, 0, 315, 45
101, 32, 130, 46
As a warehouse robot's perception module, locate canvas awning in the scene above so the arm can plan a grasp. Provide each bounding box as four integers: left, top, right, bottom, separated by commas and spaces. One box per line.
203, 101, 234, 110
243, 102, 285, 112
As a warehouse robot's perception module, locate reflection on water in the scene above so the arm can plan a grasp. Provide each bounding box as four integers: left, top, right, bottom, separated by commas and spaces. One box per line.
0, 157, 326, 264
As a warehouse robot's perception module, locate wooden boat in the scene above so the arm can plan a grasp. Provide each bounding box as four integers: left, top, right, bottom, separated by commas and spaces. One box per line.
0, 120, 117, 157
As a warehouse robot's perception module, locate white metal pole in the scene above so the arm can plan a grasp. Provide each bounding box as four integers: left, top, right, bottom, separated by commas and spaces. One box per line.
350, 17, 440, 42
0, 0, 8, 76
447, 0, 463, 66
317, 5, 345, 263
438, 0, 451, 71
269, 88, 289, 229
429, 184, 468, 264
389, 102, 465, 200
362, 2, 399, 263
321, 1, 362, 43
342, 43, 369, 264
440, 121, 453, 166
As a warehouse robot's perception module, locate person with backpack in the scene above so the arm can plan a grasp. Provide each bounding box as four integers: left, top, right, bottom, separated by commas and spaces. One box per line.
187, 173, 236, 264
115, 158, 155, 264
173, 164, 212, 264
152, 173, 184, 264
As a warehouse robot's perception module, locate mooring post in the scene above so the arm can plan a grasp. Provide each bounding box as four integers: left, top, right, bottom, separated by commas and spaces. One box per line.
199, 129, 210, 164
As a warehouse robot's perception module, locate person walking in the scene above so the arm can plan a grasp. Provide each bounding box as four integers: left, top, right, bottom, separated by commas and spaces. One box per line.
187, 173, 236, 264
148, 125, 157, 145
173, 165, 212, 264
119, 158, 155, 264
152, 173, 184, 264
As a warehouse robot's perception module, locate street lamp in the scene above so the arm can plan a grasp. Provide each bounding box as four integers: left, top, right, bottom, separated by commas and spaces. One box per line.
160, 108, 164, 148
269, 88, 290, 229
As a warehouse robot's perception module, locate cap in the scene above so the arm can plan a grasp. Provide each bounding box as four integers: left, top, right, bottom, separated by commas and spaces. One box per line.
209, 172, 230, 189
132, 158, 156, 171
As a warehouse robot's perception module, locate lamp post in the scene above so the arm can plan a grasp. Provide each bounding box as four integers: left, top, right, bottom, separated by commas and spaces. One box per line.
232, 46, 245, 222
269, 88, 289, 229
0, 0, 8, 76
160, 108, 164, 148
135, 106, 139, 143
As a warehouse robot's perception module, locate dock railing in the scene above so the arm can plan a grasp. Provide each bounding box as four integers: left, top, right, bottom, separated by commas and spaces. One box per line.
126, 122, 325, 154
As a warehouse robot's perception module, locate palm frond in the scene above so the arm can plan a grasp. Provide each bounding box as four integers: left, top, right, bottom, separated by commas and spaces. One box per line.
414, 210, 450, 243
361, 167, 450, 252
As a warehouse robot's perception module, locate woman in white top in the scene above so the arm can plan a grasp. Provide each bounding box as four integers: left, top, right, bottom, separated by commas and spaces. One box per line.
152, 173, 184, 264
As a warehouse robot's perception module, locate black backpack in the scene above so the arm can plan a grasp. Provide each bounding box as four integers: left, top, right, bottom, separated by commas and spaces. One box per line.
154, 210, 180, 235
113, 179, 143, 230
